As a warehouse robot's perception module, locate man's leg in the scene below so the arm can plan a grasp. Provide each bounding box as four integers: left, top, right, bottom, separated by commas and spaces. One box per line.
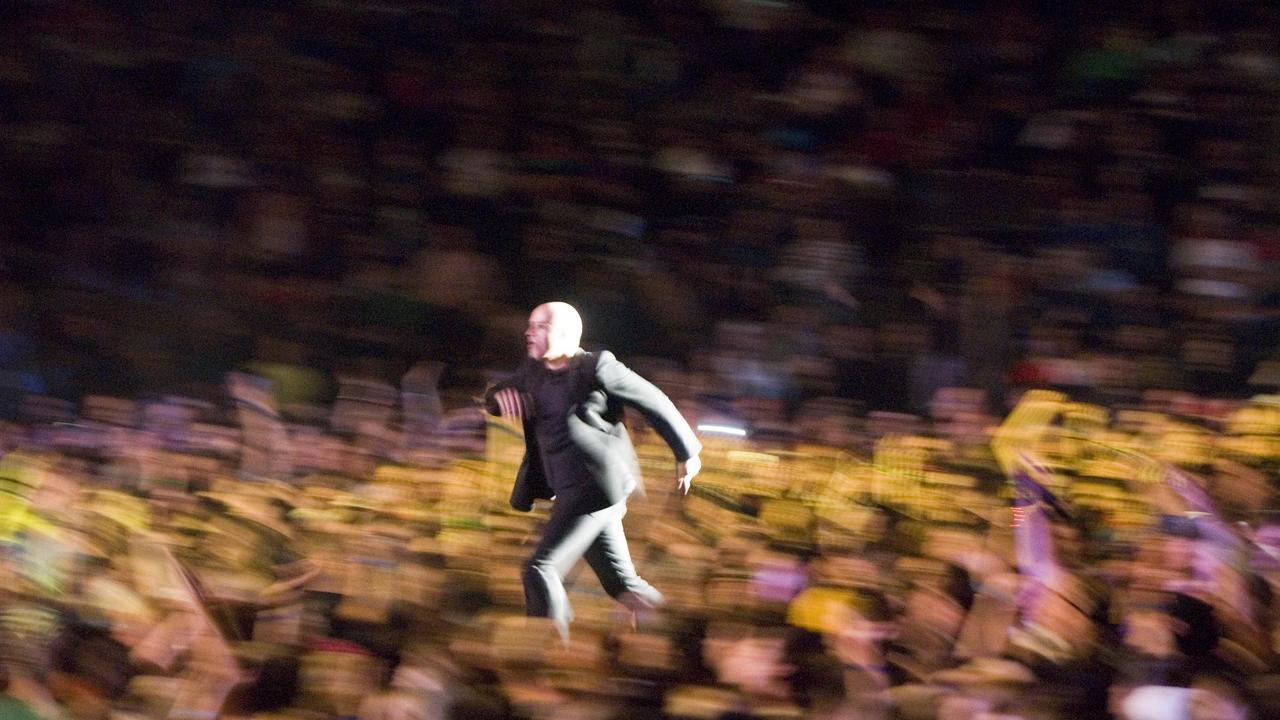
523, 502, 619, 640
582, 503, 664, 611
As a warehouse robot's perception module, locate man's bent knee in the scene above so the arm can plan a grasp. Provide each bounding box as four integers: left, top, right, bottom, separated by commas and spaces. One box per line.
616, 584, 664, 609
523, 555, 556, 578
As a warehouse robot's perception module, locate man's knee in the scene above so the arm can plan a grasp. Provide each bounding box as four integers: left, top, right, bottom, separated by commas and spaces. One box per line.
523, 555, 554, 583
617, 584, 664, 608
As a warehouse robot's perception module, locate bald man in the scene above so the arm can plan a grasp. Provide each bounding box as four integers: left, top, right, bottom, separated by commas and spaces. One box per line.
485, 302, 701, 639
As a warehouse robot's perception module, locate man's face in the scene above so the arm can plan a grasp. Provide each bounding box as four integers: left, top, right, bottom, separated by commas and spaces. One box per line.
525, 305, 553, 361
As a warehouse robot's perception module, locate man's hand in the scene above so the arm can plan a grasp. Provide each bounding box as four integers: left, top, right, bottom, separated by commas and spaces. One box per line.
494, 388, 526, 420
676, 454, 701, 495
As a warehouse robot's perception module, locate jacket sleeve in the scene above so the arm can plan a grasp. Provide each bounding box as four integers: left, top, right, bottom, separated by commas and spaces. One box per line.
595, 351, 701, 462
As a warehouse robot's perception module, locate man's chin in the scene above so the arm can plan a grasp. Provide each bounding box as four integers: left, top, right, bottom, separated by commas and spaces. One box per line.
541, 351, 574, 366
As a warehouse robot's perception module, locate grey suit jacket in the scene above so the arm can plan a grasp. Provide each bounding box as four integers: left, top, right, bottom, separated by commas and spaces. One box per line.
485, 350, 701, 512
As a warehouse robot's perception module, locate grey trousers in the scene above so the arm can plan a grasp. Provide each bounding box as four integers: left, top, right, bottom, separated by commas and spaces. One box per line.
522, 499, 662, 638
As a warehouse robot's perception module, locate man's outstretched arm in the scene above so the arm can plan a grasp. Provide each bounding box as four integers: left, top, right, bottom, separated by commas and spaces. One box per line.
595, 351, 701, 492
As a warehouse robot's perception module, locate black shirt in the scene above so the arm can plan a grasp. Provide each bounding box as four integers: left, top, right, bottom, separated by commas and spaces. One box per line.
530, 362, 591, 495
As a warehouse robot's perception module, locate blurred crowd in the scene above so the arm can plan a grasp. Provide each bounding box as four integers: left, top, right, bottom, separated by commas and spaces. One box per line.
3, 0, 1280, 415
3, 0, 1280, 718
3, 379, 1280, 720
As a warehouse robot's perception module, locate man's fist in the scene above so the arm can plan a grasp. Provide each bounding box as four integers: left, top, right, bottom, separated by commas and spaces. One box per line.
494, 388, 526, 420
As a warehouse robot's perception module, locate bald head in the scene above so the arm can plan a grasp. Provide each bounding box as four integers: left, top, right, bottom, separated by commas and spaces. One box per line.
525, 302, 583, 367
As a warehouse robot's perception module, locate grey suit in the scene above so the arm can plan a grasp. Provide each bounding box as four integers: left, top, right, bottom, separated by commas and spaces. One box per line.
485, 350, 700, 634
